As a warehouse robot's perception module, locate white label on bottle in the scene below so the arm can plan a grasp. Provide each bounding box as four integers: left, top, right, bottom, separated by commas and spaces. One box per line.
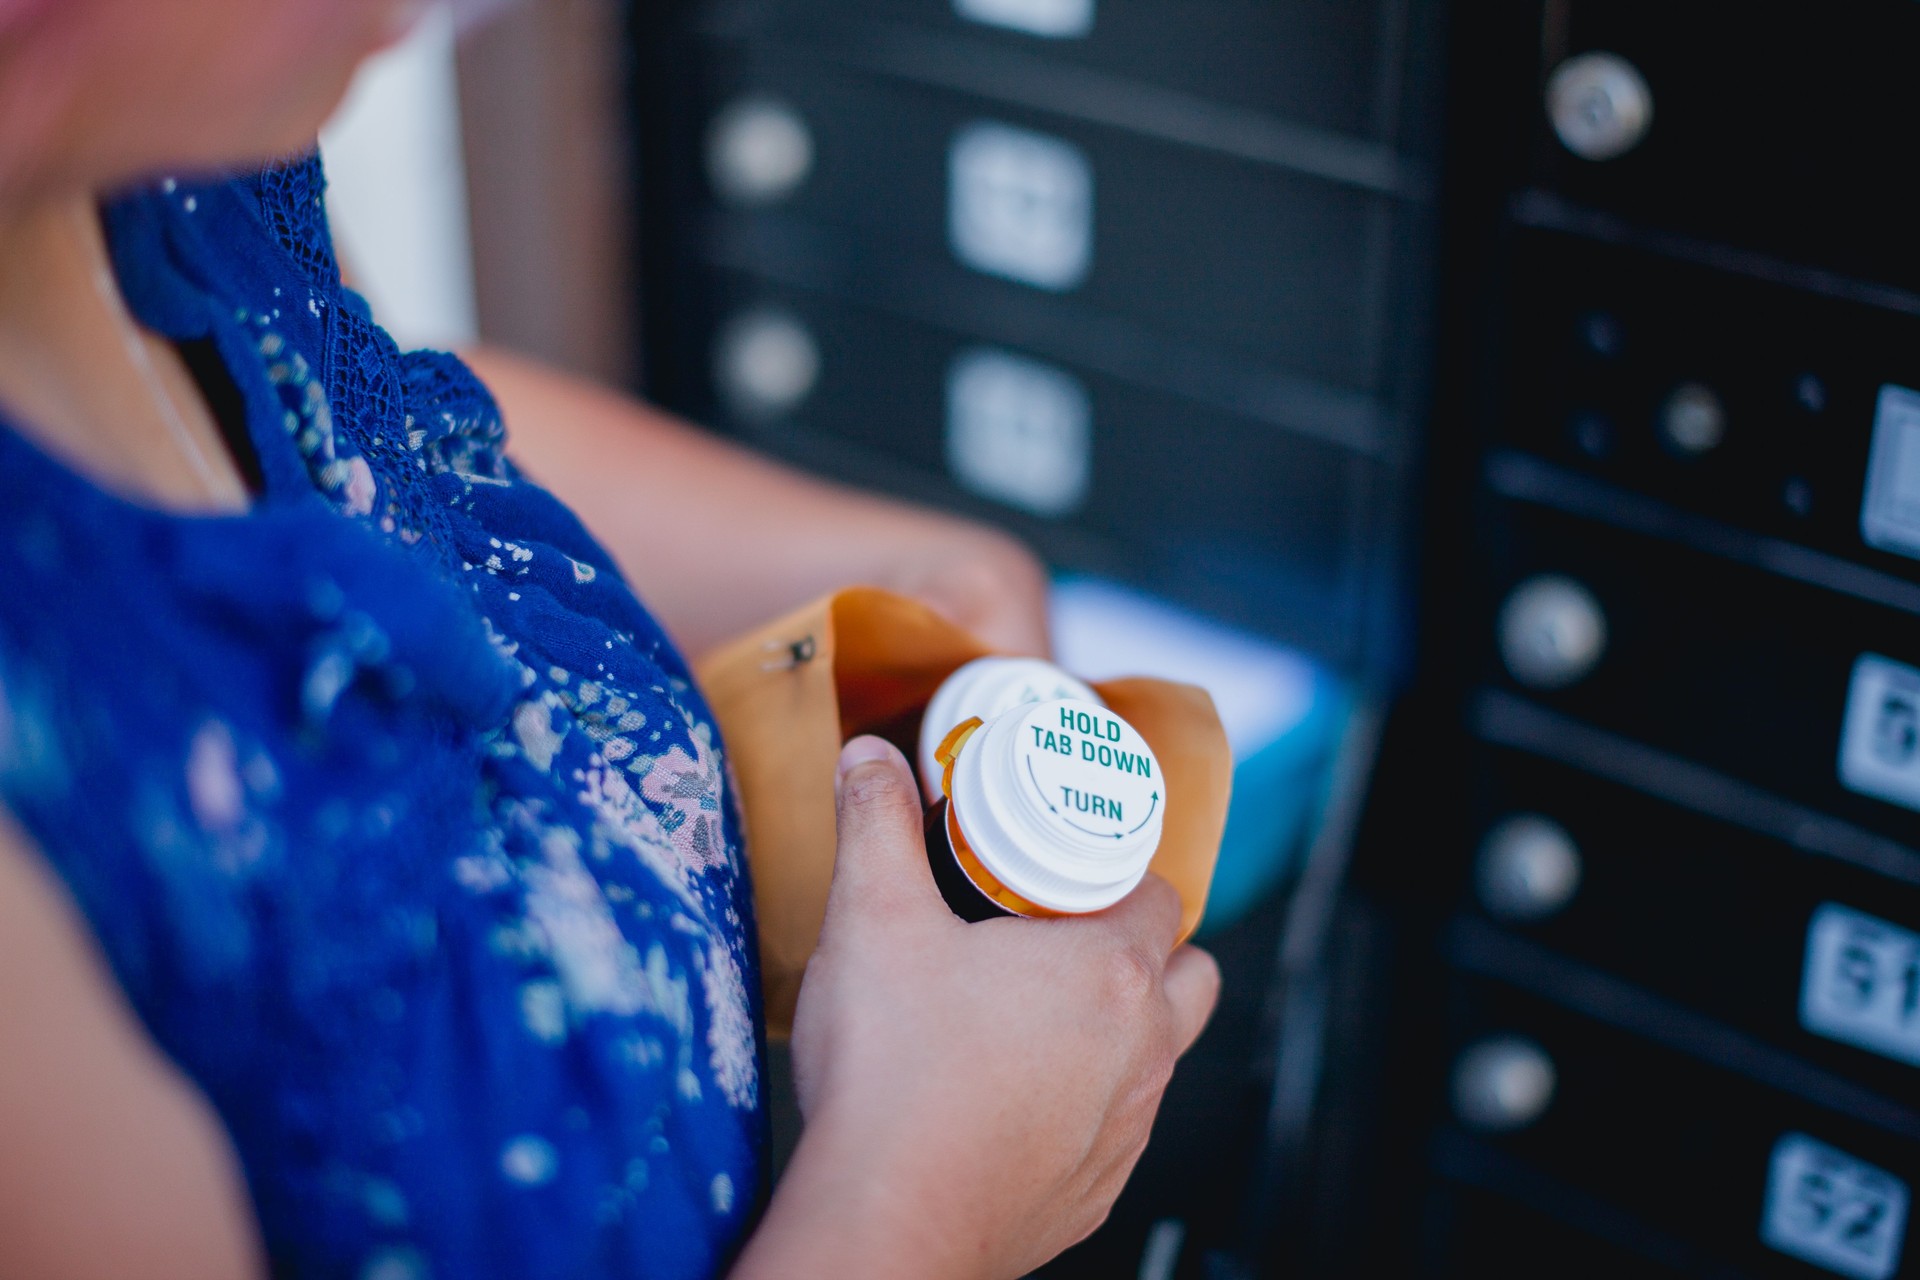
1761, 1133, 1908, 1280
945, 348, 1091, 516
1839, 654, 1920, 812
1862, 384, 1920, 560
1802, 903, 1920, 1066
953, 0, 1094, 38
948, 122, 1092, 291
1015, 700, 1161, 848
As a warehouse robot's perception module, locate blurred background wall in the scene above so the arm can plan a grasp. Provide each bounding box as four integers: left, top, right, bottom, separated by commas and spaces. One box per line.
457, 0, 641, 384
323, 0, 636, 381
320, 7, 477, 350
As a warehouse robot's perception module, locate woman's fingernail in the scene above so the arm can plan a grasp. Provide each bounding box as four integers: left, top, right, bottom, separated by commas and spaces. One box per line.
837, 736, 895, 782
835, 737, 899, 800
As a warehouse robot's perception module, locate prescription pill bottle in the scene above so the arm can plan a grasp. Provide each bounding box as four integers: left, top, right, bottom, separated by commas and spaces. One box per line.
915, 656, 1103, 802
924, 697, 1165, 922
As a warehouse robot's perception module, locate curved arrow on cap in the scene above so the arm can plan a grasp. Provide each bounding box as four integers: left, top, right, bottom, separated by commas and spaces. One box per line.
1125, 792, 1159, 836
1026, 755, 1129, 839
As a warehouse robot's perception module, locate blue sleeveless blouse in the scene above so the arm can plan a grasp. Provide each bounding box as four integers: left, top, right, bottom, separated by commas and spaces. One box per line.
0, 158, 764, 1279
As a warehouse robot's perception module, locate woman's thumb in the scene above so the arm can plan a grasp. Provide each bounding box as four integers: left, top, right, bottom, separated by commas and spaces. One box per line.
826, 736, 945, 922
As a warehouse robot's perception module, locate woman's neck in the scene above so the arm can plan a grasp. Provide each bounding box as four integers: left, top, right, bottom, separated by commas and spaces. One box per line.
0, 188, 250, 512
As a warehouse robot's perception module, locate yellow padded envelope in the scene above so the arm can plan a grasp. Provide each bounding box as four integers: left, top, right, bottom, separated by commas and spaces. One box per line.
697, 587, 1233, 1037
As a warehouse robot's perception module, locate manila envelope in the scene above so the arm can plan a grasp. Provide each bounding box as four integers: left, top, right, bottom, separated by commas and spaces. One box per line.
697, 587, 1232, 1037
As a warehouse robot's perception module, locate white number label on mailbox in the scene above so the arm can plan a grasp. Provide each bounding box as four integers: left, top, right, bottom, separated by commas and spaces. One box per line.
954, 0, 1094, 38
947, 122, 1093, 291
945, 347, 1091, 517
1861, 383, 1920, 561
1839, 653, 1920, 814
1762, 1133, 1908, 1280
1802, 902, 1920, 1067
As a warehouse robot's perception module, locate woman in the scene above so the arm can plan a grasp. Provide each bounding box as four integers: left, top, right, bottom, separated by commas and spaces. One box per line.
0, 1, 1221, 1276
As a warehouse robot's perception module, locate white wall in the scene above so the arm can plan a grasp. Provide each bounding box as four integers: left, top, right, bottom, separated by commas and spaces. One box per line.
319, 7, 479, 352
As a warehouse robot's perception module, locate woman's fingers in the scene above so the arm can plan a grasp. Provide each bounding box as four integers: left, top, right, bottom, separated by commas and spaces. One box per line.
825, 736, 948, 926
828, 735, 1215, 1055
1085, 872, 1185, 967
1163, 944, 1222, 1055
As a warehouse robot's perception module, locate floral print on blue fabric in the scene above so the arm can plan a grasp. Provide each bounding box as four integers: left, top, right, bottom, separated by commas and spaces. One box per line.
0, 155, 764, 1280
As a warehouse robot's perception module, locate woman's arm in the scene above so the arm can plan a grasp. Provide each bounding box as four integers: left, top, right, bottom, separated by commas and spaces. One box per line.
464, 346, 1052, 660
0, 810, 264, 1280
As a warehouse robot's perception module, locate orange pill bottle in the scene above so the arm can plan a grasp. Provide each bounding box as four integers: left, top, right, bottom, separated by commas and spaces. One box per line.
923, 696, 1166, 922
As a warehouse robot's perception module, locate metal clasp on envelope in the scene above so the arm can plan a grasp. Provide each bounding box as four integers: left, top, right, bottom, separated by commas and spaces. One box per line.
760, 633, 818, 672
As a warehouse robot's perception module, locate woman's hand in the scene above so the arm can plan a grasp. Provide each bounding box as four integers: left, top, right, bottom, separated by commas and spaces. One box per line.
867, 524, 1052, 658
732, 738, 1221, 1279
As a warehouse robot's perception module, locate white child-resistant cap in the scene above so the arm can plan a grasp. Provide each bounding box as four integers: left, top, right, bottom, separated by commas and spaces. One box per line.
918, 656, 1102, 800
948, 697, 1165, 913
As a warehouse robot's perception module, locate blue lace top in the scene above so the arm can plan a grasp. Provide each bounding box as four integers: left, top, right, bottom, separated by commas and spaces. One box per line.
0, 158, 765, 1279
